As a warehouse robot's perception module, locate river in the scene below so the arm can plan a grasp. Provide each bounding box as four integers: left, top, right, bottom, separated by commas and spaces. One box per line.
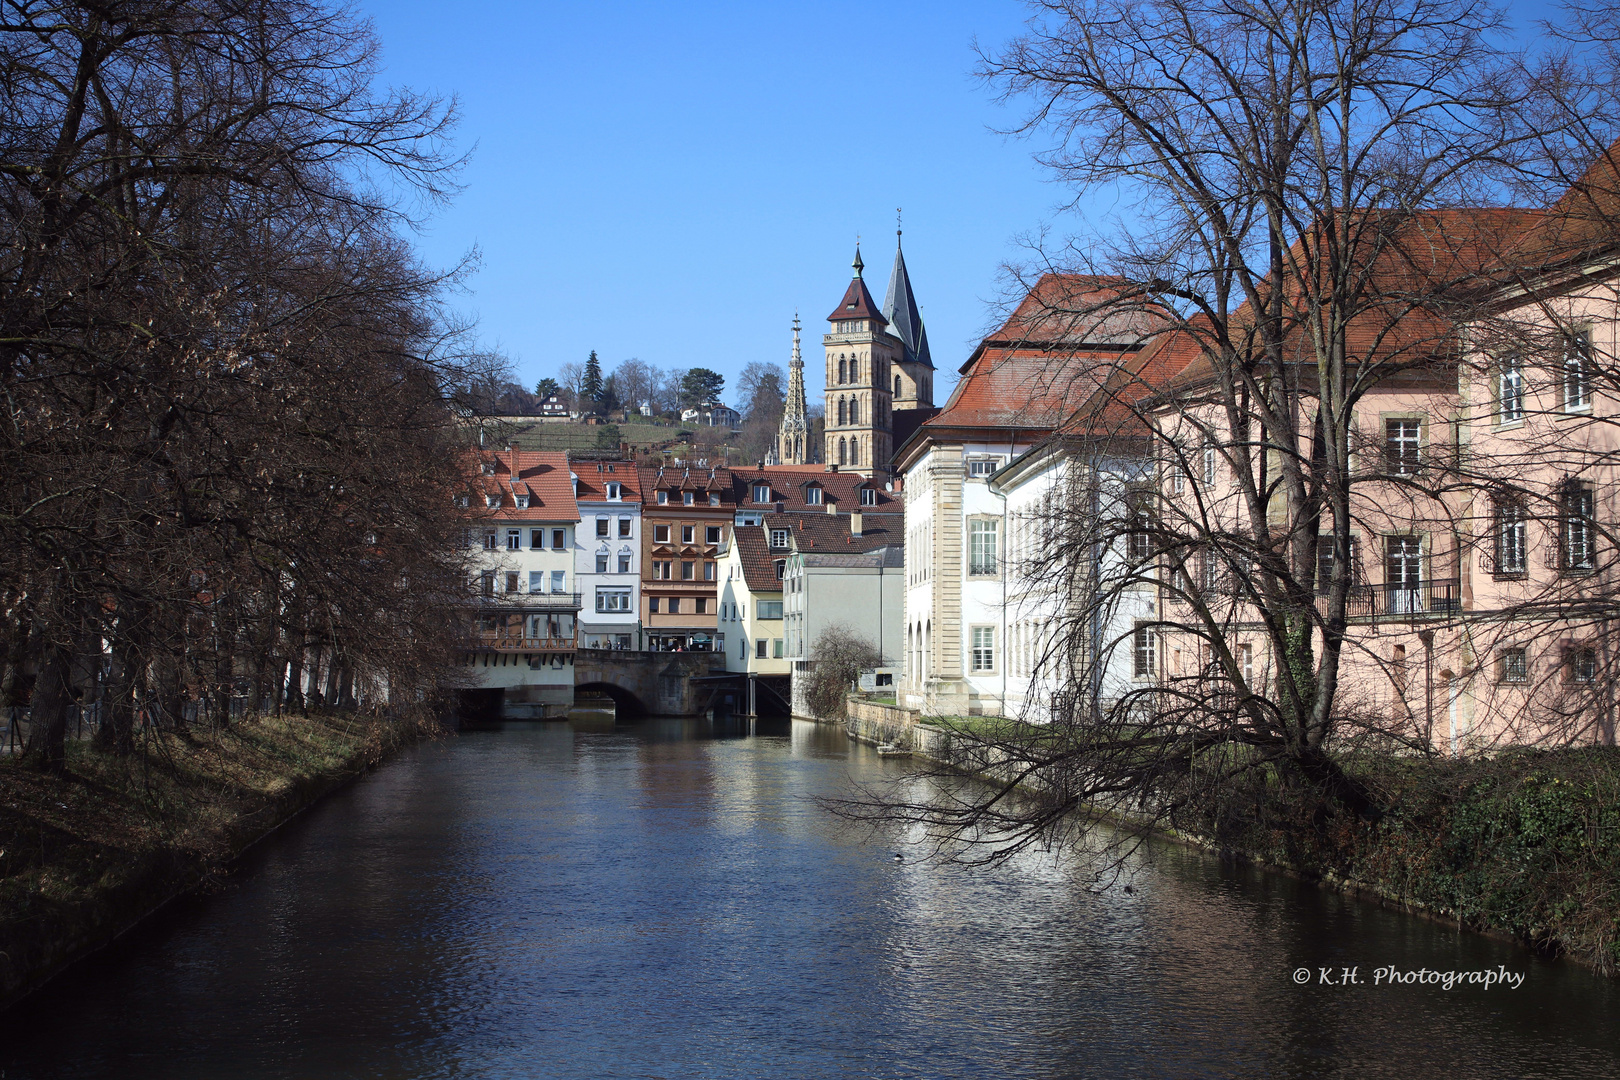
2, 718, 1616, 1079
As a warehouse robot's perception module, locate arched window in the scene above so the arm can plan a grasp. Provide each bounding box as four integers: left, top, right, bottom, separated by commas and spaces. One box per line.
850, 398, 859, 425
894, 374, 902, 397
837, 397, 846, 425
851, 356, 860, 383
837, 437, 847, 465
851, 439, 860, 466
838, 356, 846, 383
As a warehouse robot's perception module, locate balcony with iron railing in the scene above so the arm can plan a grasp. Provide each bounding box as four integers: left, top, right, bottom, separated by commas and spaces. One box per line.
474, 591, 583, 611
1344, 578, 1461, 619
471, 632, 577, 653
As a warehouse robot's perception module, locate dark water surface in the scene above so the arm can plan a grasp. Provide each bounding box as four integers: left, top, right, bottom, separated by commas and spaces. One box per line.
2, 718, 1616, 1079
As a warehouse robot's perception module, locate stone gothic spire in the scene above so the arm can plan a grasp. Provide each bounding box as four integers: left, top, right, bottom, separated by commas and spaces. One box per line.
772, 315, 811, 465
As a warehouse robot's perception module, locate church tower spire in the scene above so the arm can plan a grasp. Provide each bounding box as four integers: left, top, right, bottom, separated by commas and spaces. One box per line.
773, 316, 810, 466
823, 244, 894, 478
882, 221, 934, 410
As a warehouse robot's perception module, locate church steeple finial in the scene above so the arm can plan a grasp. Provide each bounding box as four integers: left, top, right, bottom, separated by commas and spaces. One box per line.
896, 206, 902, 246
852, 243, 864, 278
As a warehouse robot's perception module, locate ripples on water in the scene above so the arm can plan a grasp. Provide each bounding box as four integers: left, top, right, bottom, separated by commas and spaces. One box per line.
2, 718, 1616, 1079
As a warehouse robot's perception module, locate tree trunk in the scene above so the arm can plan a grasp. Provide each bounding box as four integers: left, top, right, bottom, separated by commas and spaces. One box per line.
24, 641, 74, 773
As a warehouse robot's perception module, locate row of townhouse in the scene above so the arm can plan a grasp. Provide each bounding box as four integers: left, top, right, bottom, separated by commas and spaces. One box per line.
899, 147, 1620, 752
457, 448, 904, 715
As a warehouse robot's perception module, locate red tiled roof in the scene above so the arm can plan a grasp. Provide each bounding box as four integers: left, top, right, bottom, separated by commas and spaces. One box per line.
731, 525, 783, 593
463, 448, 578, 520
1510, 140, 1620, 269
637, 464, 736, 506
729, 467, 902, 514
572, 460, 643, 502
769, 512, 900, 554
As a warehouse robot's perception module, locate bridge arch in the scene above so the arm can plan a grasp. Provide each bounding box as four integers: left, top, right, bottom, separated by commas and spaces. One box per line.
575, 681, 648, 720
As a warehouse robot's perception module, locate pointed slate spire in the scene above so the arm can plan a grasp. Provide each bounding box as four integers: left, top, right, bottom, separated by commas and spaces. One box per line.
882, 228, 932, 369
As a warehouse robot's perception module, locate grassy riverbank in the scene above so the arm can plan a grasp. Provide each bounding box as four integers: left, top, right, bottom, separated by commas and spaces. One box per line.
0, 711, 439, 1008
1186, 747, 1620, 974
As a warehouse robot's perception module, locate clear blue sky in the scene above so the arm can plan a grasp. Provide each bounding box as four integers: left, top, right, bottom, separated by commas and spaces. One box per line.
357, 1, 1555, 408
355, 0, 1061, 406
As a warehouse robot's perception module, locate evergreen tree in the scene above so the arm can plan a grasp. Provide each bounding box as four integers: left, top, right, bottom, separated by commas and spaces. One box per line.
581, 351, 604, 402
680, 367, 725, 408
535, 376, 561, 399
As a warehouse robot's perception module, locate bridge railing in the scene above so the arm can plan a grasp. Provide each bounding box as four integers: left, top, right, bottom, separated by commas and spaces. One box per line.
470, 633, 577, 653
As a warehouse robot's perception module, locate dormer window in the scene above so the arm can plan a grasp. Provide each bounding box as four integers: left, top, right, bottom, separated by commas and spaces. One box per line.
657, 490, 668, 504
683, 491, 695, 506
860, 487, 877, 506
752, 484, 770, 503
805, 486, 823, 505
481, 462, 494, 476
770, 529, 789, 549
456, 494, 469, 508
606, 481, 621, 501
607, 463, 615, 473
485, 494, 500, 508
515, 494, 530, 509
709, 493, 720, 507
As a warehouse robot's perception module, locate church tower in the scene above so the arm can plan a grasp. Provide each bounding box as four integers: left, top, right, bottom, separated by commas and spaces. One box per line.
882, 226, 935, 411
823, 245, 896, 477
772, 316, 810, 465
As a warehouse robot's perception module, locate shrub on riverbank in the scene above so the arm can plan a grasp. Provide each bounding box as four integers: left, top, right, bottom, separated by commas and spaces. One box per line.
0, 711, 438, 1008
1178, 748, 1620, 974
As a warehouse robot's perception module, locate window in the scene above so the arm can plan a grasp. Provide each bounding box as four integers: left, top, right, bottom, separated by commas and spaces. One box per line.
774, 559, 786, 580
1385, 535, 1423, 613
1501, 648, 1528, 684
1239, 643, 1254, 685
757, 600, 783, 619
596, 517, 609, 538
456, 494, 470, 508
860, 487, 877, 506
681, 560, 694, 580
706, 525, 722, 544
1133, 626, 1156, 678
704, 562, 716, 581
1561, 482, 1596, 572
895, 374, 902, 396
551, 528, 566, 550
652, 560, 671, 579
656, 490, 668, 504
505, 572, 520, 593
756, 639, 768, 659
1564, 328, 1592, 411
529, 571, 545, 593
806, 486, 823, 505
618, 552, 632, 573
1203, 444, 1217, 485
850, 399, 860, 425
968, 519, 998, 576
531, 529, 545, 549
1315, 536, 1359, 593
683, 525, 695, 544
683, 491, 695, 506
1494, 500, 1526, 576
968, 458, 999, 478
482, 531, 497, 551
1384, 419, 1422, 475
551, 570, 565, 593
515, 494, 529, 509
596, 588, 632, 613
695, 597, 708, 615
1125, 489, 1154, 561
596, 553, 609, 573
1572, 646, 1598, 684
667, 598, 681, 615
606, 481, 621, 500
619, 517, 633, 538
773, 639, 784, 659
770, 529, 789, 549
507, 529, 521, 550
1499, 354, 1524, 423
648, 597, 660, 614
970, 626, 995, 672
654, 524, 670, 544
480, 571, 495, 597
486, 494, 500, 508
753, 483, 771, 503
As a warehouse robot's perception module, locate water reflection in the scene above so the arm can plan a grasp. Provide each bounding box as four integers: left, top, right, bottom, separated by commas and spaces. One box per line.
1, 718, 1615, 1079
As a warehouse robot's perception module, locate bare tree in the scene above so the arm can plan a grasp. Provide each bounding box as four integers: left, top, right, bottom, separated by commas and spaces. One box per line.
613, 358, 655, 416
832, 0, 1600, 863
802, 625, 881, 721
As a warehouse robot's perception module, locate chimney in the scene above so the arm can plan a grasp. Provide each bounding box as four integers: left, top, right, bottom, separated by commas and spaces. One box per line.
826, 463, 838, 473
825, 502, 836, 515
850, 512, 863, 537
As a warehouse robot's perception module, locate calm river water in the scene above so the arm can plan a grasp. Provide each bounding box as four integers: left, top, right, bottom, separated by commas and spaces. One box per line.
2, 718, 1618, 1079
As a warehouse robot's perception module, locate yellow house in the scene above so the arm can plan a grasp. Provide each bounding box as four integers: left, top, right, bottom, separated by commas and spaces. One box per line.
719, 523, 788, 682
